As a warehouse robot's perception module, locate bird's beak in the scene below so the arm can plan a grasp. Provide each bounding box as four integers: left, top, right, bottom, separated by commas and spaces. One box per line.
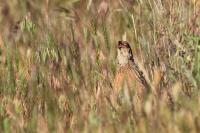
118, 41, 125, 49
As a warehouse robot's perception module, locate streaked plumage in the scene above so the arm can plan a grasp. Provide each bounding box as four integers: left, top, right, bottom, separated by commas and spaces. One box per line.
113, 41, 149, 97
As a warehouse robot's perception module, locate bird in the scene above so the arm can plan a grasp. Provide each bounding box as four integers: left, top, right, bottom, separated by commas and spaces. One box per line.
112, 41, 150, 99
112, 41, 175, 112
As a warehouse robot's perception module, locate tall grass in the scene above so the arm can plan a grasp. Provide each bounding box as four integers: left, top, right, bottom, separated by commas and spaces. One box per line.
0, 0, 200, 132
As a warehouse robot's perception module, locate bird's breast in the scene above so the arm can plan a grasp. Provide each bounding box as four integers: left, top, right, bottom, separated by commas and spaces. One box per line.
113, 65, 145, 94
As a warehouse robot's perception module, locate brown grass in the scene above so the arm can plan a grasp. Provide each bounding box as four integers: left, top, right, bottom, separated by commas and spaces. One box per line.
0, 0, 200, 132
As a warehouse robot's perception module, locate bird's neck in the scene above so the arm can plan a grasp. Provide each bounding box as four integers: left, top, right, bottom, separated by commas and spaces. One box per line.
118, 54, 134, 64
118, 59, 133, 67
118, 56, 129, 66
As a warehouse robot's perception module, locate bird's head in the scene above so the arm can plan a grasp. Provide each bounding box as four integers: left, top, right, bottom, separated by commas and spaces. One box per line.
117, 41, 133, 66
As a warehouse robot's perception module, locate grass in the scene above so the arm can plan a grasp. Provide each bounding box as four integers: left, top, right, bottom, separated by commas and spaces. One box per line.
0, 0, 200, 132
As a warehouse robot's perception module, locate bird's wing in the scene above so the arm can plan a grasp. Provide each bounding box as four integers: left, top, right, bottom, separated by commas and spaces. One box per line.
129, 59, 150, 90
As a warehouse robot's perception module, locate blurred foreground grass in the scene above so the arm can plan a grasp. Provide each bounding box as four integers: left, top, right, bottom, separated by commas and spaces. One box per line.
0, 0, 200, 132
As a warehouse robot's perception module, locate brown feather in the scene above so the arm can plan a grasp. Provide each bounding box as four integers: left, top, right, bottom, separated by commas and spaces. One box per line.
113, 62, 145, 97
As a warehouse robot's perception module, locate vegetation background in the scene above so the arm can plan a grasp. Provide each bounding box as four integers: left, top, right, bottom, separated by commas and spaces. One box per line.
0, 0, 200, 132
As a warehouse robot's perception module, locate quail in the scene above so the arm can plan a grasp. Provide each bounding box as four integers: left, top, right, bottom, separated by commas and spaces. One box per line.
113, 41, 150, 99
